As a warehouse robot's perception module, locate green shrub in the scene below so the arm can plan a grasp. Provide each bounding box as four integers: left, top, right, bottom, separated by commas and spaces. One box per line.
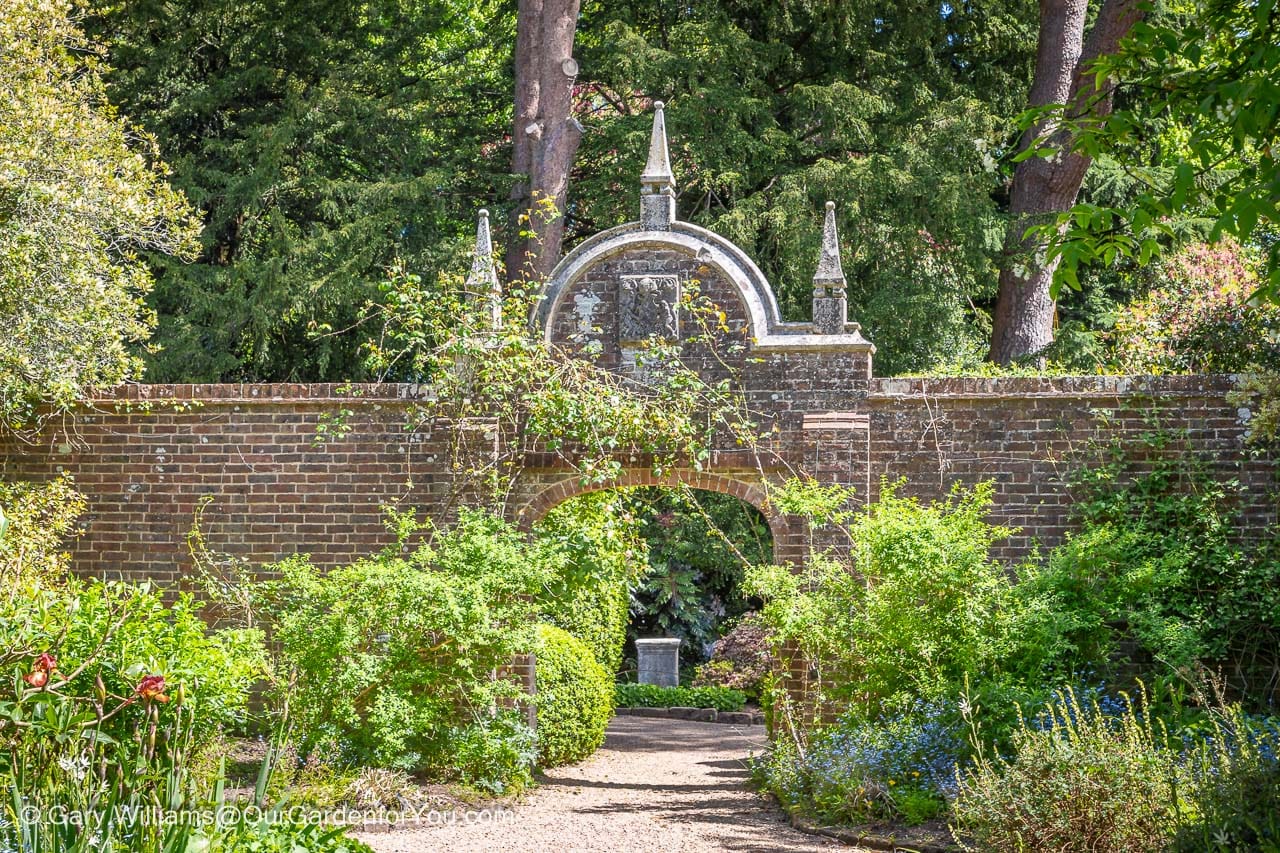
535, 624, 613, 766
1060, 432, 1280, 705
1111, 239, 1279, 374
748, 480, 1051, 722
211, 821, 375, 853
614, 682, 747, 712
692, 612, 772, 699
0, 475, 84, 584
536, 492, 641, 675
2, 576, 265, 766
626, 488, 773, 660
952, 688, 1179, 853
753, 699, 960, 827
1172, 706, 1280, 852
451, 712, 538, 794
0, 580, 273, 853
272, 510, 549, 789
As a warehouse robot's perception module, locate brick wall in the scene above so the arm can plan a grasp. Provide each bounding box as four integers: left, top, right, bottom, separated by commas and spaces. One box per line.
863, 375, 1275, 560
0, 375, 1271, 585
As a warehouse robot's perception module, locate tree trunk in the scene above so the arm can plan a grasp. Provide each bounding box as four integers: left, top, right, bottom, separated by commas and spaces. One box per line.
989, 0, 1142, 364
505, 0, 583, 286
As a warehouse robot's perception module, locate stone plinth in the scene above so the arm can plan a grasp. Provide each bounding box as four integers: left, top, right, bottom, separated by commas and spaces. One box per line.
635, 638, 681, 687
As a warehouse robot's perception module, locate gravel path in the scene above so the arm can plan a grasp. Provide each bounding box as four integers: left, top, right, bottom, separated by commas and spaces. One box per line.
358, 716, 854, 852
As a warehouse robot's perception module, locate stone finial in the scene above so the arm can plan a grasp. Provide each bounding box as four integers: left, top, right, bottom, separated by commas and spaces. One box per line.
813, 201, 846, 296
812, 201, 848, 334
466, 209, 502, 330
640, 101, 677, 230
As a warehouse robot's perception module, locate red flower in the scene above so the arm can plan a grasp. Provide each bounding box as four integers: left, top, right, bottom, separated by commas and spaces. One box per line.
135, 675, 170, 703
22, 653, 57, 688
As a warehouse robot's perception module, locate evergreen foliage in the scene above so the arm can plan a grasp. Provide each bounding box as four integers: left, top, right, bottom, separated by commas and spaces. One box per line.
85, 0, 513, 381
537, 492, 643, 675
533, 624, 614, 766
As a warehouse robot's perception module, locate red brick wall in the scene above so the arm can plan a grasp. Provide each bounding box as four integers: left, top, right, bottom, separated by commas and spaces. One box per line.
0, 374, 1271, 586
863, 375, 1274, 560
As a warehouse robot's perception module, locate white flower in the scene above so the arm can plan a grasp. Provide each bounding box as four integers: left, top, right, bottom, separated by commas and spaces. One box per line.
57, 754, 89, 781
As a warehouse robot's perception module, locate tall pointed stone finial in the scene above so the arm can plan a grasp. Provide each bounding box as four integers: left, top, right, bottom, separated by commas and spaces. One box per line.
639, 101, 677, 230
466, 209, 502, 330
813, 201, 846, 296
812, 201, 848, 334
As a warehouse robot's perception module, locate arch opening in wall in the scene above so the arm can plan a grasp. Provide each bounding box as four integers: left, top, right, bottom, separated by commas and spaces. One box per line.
527, 474, 778, 689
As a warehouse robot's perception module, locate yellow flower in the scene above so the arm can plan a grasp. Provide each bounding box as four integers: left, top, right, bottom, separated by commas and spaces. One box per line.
888, 779, 896, 786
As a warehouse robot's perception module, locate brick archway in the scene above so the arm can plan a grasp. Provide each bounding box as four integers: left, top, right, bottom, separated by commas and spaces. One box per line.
516, 468, 808, 566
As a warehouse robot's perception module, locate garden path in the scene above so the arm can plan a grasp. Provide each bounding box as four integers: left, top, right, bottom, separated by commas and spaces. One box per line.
357, 716, 857, 852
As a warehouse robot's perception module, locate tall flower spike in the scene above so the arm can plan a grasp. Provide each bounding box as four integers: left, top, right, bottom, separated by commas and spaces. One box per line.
812, 201, 846, 297
466, 209, 502, 330
639, 101, 677, 230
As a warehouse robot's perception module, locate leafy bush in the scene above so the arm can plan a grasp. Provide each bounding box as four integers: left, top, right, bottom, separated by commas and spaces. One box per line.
748, 480, 1050, 721
754, 700, 961, 827
451, 713, 538, 794
534, 624, 613, 766
1111, 239, 1279, 374
953, 688, 1179, 852
1172, 705, 1280, 851
212, 820, 375, 853
692, 612, 773, 699
1059, 432, 1280, 705
272, 510, 549, 788
0, 475, 84, 584
2, 577, 265, 763
614, 682, 747, 712
0, 580, 277, 853
536, 492, 641, 674
625, 488, 772, 662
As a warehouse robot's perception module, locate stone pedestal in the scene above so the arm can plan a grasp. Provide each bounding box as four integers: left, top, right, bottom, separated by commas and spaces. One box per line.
635, 638, 681, 687
811, 293, 847, 334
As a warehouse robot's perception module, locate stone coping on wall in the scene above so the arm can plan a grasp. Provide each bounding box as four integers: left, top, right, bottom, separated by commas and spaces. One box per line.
867, 373, 1241, 401
86, 374, 1242, 406
89, 382, 438, 404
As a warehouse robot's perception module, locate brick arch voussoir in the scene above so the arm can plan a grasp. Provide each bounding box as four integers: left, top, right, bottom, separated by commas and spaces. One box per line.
515, 468, 803, 564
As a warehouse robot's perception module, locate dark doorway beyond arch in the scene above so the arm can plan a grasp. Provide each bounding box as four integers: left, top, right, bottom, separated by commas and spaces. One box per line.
535, 482, 774, 682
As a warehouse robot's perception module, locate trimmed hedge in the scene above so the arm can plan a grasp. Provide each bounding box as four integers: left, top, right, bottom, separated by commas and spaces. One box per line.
615, 683, 747, 712
534, 624, 614, 766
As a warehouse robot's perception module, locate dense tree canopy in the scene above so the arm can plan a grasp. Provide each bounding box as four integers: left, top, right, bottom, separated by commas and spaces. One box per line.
73, 0, 1278, 379
0, 0, 198, 430
85, 0, 513, 381
570, 0, 1040, 372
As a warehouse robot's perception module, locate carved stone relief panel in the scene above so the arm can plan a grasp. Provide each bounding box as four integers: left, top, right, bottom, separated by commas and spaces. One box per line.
617, 274, 680, 343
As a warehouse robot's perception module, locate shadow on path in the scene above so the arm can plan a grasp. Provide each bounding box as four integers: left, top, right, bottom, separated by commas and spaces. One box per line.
359, 716, 859, 852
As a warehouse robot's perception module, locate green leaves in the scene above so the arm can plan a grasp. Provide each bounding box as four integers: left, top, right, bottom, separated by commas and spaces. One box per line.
1028, 0, 1280, 302
90, 0, 513, 383
0, 0, 198, 431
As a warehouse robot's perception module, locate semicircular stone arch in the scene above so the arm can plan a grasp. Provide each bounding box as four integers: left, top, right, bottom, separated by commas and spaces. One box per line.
516, 469, 808, 567
534, 220, 785, 348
